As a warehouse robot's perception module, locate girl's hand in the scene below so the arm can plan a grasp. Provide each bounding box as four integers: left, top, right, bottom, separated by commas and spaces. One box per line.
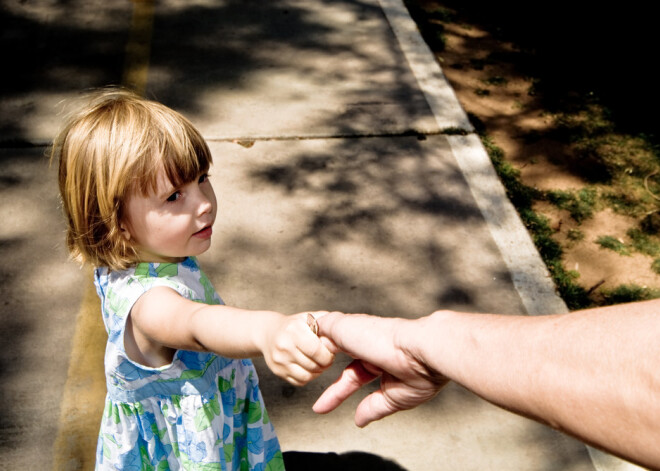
260, 311, 336, 386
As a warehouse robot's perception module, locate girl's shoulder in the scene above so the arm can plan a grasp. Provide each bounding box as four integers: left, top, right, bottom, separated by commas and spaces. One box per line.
95, 256, 220, 306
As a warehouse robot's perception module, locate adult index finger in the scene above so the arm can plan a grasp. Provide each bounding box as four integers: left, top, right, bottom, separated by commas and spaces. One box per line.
316, 312, 400, 366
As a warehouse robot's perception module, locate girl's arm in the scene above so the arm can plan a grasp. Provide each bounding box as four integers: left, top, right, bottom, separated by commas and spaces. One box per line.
127, 286, 334, 386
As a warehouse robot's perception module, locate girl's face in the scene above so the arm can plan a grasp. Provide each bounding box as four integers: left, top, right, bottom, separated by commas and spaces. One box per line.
121, 166, 217, 264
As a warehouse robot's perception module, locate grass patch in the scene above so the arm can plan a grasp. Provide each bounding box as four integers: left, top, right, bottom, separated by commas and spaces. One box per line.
482, 135, 590, 309
545, 188, 597, 223
601, 284, 660, 305
602, 189, 645, 216
567, 228, 584, 242
483, 75, 508, 86
596, 235, 631, 256
474, 88, 490, 97
627, 228, 660, 256
595, 230, 660, 258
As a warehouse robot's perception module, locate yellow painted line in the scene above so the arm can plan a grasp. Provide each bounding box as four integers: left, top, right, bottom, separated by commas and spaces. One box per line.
52, 271, 106, 471
53, 2, 155, 469
122, 0, 155, 95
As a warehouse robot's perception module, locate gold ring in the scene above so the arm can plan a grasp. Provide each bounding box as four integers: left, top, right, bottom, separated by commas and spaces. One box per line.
306, 313, 319, 336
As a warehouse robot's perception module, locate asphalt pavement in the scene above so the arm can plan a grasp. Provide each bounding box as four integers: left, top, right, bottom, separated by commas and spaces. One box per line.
0, 0, 644, 470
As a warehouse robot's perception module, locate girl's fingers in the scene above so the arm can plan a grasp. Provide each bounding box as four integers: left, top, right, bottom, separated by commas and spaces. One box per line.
291, 349, 328, 374
294, 314, 336, 367
304, 339, 335, 368
281, 363, 323, 386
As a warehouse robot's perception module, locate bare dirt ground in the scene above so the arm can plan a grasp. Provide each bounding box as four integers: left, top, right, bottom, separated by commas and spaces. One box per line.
408, 1, 660, 307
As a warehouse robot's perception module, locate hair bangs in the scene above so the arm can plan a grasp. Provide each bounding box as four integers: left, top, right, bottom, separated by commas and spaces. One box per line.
133, 109, 213, 197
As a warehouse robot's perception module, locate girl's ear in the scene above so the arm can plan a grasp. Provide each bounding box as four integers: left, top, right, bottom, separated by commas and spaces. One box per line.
119, 222, 132, 241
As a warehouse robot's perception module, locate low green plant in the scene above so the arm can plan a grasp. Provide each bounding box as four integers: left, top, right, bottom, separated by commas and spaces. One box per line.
483, 136, 541, 209
603, 188, 646, 217
475, 88, 490, 97
596, 235, 630, 255
652, 258, 660, 275
482, 135, 590, 309
546, 188, 597, 223
483, 76, 508, 86
627, 228, 660, 256
567, 228, 585, 241
601, 284, 660, 305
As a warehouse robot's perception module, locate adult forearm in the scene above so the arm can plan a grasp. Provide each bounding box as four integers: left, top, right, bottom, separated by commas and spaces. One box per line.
416, 303, 660, 468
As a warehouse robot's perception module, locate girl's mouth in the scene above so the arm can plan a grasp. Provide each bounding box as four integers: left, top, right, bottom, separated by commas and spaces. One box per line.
193, 226, 213, 239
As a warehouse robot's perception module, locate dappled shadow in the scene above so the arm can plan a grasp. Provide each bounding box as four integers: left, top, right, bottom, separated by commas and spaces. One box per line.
0, 1, 595, 468
0, 148, 85, 468
251, 136, 485, 248
225, 135, 524, 317
145, 0, 436, 138
0, 3, 129, 144
1, 0, 437, 144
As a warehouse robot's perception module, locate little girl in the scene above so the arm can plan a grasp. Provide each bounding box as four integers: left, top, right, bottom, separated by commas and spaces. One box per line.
52, 89, 335, 470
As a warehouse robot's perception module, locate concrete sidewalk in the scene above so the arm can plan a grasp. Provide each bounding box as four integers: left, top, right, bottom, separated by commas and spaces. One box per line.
0, 0, 641, 469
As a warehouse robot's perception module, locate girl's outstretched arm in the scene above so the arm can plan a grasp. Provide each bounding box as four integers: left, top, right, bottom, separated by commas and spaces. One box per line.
127, 286, 335, 386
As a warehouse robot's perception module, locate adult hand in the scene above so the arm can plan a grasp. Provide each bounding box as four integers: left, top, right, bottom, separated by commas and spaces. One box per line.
312, 312, 447, 427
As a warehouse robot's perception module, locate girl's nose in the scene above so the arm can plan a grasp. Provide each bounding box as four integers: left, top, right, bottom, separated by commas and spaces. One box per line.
195, 185, 215, 216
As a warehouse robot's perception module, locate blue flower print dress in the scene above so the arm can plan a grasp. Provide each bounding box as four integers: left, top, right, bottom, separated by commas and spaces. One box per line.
93, 257, 284, 471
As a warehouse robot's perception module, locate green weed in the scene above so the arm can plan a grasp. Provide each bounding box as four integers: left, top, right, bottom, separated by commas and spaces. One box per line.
483, 76, 508, 86
546, 188, 597, 223
567, 228, 585, 242
627, 228, 660, 256
601, 284, 660, 305
652, 258, 660, 275
596, 235, 631, 255
482, 136, 590, 309
602, 189, 644, 216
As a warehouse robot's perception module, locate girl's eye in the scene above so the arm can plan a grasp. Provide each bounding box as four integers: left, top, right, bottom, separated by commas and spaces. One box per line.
198, 173, 210, 184
166, 191, 181, 202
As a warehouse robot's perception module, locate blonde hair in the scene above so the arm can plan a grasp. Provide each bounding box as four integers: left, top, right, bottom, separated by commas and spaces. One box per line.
52, 89, 213, 270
